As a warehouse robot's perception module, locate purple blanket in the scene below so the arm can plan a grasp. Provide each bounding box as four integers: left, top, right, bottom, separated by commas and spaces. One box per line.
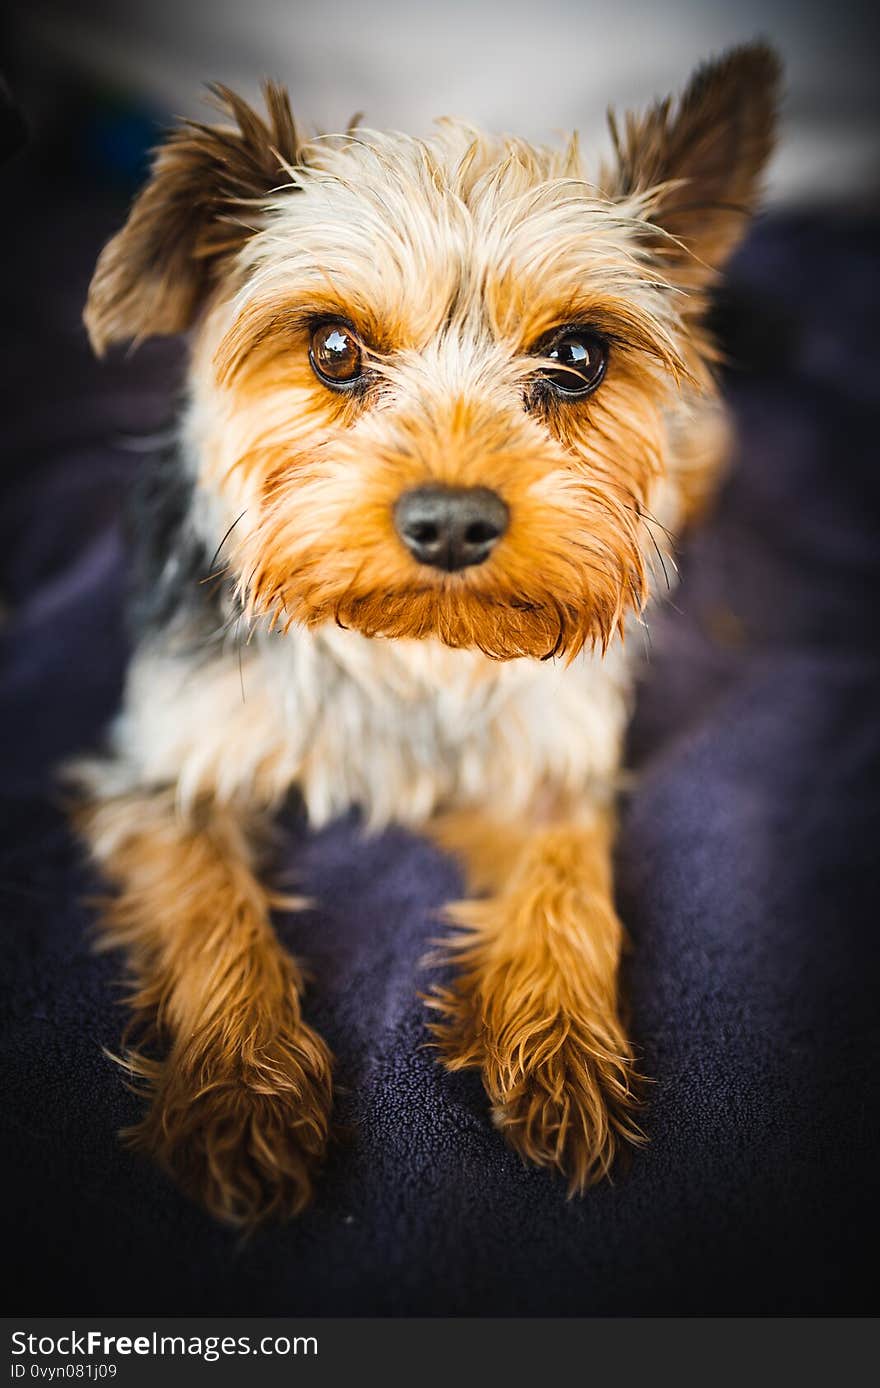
2, 185, 878, 1314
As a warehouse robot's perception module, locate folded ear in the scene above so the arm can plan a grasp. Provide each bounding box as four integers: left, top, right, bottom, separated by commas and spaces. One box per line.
84, 82, 301, 355
607, 42, 781, 288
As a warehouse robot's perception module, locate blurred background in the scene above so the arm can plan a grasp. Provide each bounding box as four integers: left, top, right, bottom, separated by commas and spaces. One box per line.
3, 0, 880, 205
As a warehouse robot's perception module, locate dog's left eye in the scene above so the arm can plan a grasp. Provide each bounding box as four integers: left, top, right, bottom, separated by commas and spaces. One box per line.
309, 321, 364, 388
536, 329, 608, 397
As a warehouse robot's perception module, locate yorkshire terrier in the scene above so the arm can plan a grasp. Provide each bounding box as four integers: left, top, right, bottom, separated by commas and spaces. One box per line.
73, 43, 780, 1224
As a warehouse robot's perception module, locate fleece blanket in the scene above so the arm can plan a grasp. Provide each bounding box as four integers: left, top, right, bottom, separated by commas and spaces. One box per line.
1, 184, 878, 1315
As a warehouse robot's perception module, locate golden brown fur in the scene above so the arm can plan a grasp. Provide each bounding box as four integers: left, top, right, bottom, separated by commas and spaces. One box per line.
427, 810, 642, 1189
80, 792, 332, 1224
192, 129, 688, 663
74, 44, 781, 1224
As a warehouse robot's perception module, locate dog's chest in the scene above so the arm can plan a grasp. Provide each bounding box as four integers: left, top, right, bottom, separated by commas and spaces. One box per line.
260, 629, 633, 826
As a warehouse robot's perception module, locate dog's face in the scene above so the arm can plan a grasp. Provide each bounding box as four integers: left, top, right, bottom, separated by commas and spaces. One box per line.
87, 46, 779, 660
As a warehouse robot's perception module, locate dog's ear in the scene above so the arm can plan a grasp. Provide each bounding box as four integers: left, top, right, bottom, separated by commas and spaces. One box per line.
85, 82, 301, 355
606, 42, 781, 288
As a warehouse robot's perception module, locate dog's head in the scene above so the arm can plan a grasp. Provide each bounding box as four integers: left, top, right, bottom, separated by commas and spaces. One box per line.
86, 45, 780, 660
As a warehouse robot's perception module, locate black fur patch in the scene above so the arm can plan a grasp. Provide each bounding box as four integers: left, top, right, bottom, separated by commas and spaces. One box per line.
125, 441, 229, 642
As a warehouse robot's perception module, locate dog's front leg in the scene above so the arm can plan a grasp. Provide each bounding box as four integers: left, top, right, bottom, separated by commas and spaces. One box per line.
427, 809, 643, 1191
79, 787, 332, 1226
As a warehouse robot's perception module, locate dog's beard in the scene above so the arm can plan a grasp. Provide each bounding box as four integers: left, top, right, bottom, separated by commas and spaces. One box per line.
320, 587, 598, 662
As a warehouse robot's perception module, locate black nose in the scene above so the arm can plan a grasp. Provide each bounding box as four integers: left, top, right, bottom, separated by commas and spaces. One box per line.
394, 485, 509, 572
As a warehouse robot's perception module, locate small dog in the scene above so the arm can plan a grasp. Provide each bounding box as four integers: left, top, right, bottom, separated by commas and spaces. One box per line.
74, 44, 780, 1224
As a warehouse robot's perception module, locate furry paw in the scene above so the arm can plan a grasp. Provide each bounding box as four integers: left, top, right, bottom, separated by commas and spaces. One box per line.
429, 965, 644, 1192
483, 1024, 644, 1192
119, 1020, 333, 1226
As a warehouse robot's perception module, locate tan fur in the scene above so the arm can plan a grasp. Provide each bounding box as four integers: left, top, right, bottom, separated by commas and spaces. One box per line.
426, 809, 642, 1191
669, 395, 734, 526
79, 791, 332, 1226
76, 44, 780, 1222
186, 127, 687, 664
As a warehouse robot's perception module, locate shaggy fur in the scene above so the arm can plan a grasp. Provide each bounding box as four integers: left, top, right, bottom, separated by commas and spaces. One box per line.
81, 792, 332, 1223
73, 43, 780, 1224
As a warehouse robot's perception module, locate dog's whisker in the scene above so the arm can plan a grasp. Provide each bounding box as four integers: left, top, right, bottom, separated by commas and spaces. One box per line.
208, 510, 248, 572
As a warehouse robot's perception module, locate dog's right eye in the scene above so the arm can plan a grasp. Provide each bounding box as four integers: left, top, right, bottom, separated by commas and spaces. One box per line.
534, 328, 608, 398
309, 321, 364, 389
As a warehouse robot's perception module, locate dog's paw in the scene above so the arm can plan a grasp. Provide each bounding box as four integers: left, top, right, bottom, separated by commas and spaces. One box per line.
430, 981, 643, 1192
120, 1020, 334, 1226
484, 1025, 645, 1192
